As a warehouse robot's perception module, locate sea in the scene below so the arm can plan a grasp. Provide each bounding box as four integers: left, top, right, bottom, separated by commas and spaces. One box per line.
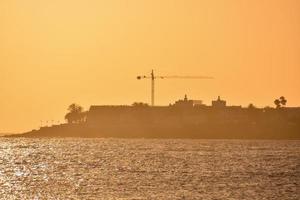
0, 138, 299, 200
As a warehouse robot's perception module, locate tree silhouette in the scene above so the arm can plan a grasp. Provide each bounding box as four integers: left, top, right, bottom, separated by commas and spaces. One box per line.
248, 103, 256, 109
65, 104, 86, 123
274, 99, 281, 108
274, 96, 287, 109
279, 96, 287, 106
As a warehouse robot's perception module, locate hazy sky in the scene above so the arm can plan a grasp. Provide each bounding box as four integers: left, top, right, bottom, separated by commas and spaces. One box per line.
1, 0, 299, 133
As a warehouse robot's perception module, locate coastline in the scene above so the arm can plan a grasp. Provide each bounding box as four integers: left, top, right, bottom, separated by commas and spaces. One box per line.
4, 122, 300, 140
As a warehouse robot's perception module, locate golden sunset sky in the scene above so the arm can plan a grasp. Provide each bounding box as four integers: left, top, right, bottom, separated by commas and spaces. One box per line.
1, 0, 299, 133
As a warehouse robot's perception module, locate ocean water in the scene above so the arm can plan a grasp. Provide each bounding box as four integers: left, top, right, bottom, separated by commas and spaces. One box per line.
0, 138, 299, 200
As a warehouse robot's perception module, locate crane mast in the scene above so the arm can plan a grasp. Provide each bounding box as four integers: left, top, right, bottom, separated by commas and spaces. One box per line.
137, 70, 213, 107
151, 70, 155, 106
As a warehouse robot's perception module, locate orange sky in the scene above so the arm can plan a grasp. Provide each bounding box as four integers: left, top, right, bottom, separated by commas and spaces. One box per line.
1, 0, 299, 133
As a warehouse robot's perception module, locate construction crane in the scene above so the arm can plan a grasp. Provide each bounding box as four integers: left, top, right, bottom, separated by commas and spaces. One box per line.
137, 70, 213, 106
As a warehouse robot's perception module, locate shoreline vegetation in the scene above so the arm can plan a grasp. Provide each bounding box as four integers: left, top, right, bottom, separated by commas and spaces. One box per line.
4, 96, 300, 140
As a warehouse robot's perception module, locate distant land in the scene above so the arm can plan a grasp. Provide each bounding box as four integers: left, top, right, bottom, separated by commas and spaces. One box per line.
0, 133, 14, 136
4, 96, 300, 140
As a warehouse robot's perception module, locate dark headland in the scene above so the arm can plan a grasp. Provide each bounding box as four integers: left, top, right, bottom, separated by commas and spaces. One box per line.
5, 96, 300, 139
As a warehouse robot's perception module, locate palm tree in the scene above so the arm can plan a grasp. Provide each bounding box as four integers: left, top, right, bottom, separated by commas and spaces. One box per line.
279, 96, 287, 106
65, 104, 85, 123
274, 99, 281, 108
274, 96, 288, 109
67, 103, 83, 113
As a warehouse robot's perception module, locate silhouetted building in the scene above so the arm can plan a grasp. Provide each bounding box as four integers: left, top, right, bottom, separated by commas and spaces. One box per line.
172, 95, 206, 108
212, 96, 226, 108
193, 100, 205, 107
173, 95, 194, 107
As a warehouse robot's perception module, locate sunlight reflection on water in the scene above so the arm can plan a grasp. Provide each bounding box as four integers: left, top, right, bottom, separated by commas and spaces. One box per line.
0, 138, 299, 199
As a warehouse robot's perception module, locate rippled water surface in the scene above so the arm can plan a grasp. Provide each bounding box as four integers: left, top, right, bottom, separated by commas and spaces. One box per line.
0, 138, 299, 200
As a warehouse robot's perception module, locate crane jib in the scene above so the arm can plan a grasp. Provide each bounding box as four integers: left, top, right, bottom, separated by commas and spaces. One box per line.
137, 70, 213, 106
